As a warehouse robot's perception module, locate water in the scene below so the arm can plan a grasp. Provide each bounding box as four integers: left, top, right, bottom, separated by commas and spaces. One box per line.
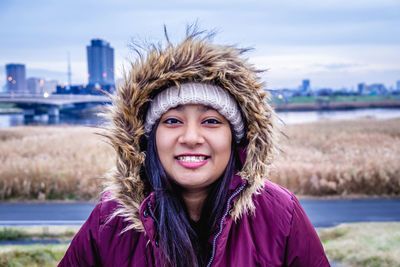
276, 107, 400, 125
1, 107, 400, 128
0, 113, 107, 128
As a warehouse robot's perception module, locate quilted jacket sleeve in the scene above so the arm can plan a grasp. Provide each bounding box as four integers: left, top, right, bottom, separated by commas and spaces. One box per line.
58, 202, 102, 267
285, 196, 330, 267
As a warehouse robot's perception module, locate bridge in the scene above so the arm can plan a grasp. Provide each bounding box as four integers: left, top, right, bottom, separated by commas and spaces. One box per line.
0, 93, 112, 118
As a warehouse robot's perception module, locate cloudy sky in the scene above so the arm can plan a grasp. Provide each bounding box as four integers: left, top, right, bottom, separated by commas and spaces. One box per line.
1, 0, 399, 90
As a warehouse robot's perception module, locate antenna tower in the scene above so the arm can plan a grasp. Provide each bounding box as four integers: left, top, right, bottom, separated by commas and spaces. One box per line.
67, 52, 72, 89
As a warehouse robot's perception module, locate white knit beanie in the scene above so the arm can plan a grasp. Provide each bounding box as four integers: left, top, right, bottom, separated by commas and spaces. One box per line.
144, 83, 245, 142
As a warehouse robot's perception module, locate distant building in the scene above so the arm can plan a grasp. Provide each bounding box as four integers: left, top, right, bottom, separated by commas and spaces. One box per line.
292, 79, 312, 97
55, 83, 113, 95
316, 88, 333, 96
6, 63, 27, 94
359, 83, 387, 95
56, 84, 86, 95
27, 77, 58, 95
368, 83, 386, 95
397, 80, 400, 91
302, 79, 310, 92
27, 77, 42, 94
43, 80, 58, 94
1, 84, 7, 93
357, 83, 366, 95
87, 39, 114, 88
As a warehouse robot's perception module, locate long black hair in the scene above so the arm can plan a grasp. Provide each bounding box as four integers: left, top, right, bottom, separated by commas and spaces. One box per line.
144, 120, 239, 267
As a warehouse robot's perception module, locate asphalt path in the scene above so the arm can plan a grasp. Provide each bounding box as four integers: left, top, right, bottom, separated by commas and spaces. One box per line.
0, 198, 399, 227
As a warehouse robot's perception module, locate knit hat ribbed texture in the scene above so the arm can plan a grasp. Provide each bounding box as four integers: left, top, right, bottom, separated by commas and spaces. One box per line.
144, 83, 244, 142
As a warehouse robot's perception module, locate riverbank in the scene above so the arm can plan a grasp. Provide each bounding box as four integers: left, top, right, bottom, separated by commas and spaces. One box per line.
2, 98, 400, 115
319, 222, 400, 266
272, 99, 400, 111
0, 103, 22, 114
1, 222, 399, 267
0, 118, 399, 200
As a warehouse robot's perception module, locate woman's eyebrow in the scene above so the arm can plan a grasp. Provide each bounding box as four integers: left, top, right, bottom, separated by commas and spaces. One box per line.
199, 105, 213, 112
171, 105, 183, 111
170, 105, 212, 112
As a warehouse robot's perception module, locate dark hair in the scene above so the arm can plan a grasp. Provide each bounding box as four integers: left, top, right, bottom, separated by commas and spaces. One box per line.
144, 120, 238, 267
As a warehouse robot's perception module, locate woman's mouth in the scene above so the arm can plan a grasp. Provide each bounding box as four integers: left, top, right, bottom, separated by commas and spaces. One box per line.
175, 155, 209, 168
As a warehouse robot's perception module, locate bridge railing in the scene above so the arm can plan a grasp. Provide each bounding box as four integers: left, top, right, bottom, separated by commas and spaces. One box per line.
0, 93, 111, 101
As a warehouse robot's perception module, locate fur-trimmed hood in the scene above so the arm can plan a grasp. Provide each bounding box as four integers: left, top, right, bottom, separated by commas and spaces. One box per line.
101, 31, 277, 232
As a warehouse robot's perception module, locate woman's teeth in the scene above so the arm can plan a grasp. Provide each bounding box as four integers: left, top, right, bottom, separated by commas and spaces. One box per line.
177, 156, 206, 162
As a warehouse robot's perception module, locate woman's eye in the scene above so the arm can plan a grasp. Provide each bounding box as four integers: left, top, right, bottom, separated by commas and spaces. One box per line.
203, 118, 221, 124
163, 118, 181, 124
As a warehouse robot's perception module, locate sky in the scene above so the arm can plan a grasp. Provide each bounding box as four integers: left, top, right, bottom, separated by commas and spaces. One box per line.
1, 0, 399, 90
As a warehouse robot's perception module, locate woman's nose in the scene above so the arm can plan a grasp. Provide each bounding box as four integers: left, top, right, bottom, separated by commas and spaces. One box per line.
178, 123, 204, 146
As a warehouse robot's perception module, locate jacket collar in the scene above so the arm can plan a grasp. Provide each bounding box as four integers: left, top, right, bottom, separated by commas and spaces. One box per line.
138, 172, 247, 244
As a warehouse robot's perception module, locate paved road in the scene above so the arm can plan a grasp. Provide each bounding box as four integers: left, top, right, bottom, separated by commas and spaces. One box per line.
0, 198, 399, 227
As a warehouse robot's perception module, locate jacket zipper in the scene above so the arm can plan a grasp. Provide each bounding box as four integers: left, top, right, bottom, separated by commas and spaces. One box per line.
206, 183, 246, 267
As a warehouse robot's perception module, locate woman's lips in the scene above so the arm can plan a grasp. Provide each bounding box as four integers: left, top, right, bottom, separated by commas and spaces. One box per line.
175, 155, 209, 169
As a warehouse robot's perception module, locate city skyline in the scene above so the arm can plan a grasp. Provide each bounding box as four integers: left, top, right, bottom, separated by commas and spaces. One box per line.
1, 0, 399, 90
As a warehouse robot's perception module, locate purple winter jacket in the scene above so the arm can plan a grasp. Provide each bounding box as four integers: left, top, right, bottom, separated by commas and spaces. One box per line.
59, 174, 329, 266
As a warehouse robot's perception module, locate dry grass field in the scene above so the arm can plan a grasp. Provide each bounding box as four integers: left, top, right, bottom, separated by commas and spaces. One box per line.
270, 118, 400, 196
0, 118, 399, 200
0, 126, 114, 200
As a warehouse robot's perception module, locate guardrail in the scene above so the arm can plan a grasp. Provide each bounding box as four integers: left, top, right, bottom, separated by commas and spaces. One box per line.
0, 93, 111, 100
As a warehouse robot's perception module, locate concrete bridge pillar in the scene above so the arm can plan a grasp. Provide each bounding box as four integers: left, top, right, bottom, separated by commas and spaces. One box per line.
23, 109, 35, 119
48, 107, 60, 124
48, 107, 59, 117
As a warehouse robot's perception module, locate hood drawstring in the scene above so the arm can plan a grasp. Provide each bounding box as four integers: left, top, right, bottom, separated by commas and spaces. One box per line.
146, 202, 160, 247
206, 182, 247, 267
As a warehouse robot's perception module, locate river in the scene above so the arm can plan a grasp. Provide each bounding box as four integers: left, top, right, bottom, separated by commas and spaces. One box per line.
1, 107, 400, 128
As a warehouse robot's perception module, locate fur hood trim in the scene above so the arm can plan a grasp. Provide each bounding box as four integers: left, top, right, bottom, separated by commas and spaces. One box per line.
101, 31, 278, 232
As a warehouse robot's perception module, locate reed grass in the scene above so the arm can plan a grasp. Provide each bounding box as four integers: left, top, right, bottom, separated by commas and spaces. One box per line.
0, 118, 399, 200
270, 118, 400, 196
0, 126, 114, 200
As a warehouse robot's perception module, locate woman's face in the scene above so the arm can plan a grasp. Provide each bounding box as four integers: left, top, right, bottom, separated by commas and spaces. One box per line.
156, 104, 232, 192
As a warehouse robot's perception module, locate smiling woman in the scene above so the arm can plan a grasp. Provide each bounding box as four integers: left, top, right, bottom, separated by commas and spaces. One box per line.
58, 27, 329, 267
156, 103, 232, 193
